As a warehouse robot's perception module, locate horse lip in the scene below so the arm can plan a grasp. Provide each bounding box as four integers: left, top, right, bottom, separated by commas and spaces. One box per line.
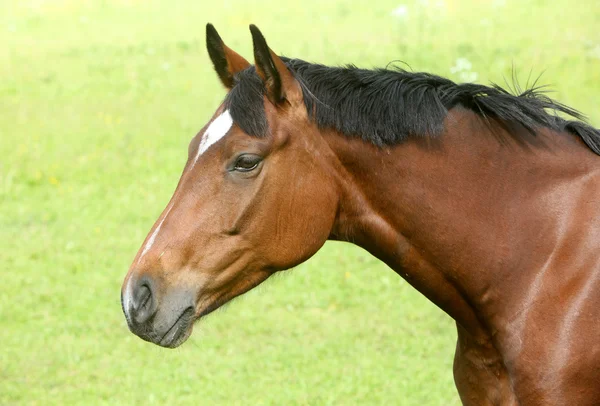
158, 307, 194, 348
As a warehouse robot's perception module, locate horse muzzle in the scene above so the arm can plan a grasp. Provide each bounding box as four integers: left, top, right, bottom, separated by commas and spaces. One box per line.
121, 274, 196, 348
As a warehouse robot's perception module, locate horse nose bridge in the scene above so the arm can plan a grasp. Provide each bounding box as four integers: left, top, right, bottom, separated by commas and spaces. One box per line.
137, 186, 207, 263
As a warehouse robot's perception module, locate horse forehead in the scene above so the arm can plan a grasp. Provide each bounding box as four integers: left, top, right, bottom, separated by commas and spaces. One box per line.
193, 109, 233, 164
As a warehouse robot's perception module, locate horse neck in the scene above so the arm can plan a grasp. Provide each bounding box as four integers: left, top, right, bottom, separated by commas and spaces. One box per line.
322, 108, 600, 339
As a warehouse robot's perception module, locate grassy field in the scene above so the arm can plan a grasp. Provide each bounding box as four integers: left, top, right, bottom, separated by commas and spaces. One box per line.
1, 0, 599, 404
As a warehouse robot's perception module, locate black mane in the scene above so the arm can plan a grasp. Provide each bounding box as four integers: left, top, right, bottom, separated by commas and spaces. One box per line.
224, 58, 600, 155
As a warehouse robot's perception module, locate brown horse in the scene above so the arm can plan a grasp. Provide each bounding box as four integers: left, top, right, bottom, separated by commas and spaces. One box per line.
121, 24, 600, 405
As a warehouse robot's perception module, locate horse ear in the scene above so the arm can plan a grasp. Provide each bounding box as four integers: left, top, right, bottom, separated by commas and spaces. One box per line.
206, 23, 251, 89
249, 24, 301, 106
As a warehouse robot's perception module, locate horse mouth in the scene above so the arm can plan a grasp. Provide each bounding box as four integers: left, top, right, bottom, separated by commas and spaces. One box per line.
159, 307, 195, 348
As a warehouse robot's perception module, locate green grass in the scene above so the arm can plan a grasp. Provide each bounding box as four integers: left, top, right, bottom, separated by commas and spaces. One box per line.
1, 0, 598, 404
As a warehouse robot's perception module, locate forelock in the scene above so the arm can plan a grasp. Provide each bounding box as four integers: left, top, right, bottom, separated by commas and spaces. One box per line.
223, 67, 269, 137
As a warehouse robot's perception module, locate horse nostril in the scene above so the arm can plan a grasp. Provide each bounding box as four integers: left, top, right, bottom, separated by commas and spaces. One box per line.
132, 282, 157, 325
138, 285, 151, 313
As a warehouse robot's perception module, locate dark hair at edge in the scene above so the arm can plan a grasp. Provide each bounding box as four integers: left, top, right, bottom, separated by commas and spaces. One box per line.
223, 58, 600, 155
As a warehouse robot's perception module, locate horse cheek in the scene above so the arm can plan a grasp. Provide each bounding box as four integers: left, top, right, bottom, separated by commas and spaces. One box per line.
274, 178, 337, 270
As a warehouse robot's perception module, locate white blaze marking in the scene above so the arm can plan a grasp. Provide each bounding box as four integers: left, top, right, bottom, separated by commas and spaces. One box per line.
135, 110, 232, 263
140, 203, 174, 259
193, 110, 233, 166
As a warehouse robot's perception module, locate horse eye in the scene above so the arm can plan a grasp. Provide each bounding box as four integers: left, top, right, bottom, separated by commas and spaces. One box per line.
233, 154, 262, 172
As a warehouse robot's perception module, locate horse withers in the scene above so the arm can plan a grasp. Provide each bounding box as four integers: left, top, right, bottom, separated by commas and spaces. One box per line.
121, 24, 600, 405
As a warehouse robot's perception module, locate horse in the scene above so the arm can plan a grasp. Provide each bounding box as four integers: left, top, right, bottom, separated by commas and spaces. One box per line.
121, 24, 600, 405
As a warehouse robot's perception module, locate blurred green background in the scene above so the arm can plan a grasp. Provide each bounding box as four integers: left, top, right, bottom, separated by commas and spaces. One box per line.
1, 0, 599, 404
